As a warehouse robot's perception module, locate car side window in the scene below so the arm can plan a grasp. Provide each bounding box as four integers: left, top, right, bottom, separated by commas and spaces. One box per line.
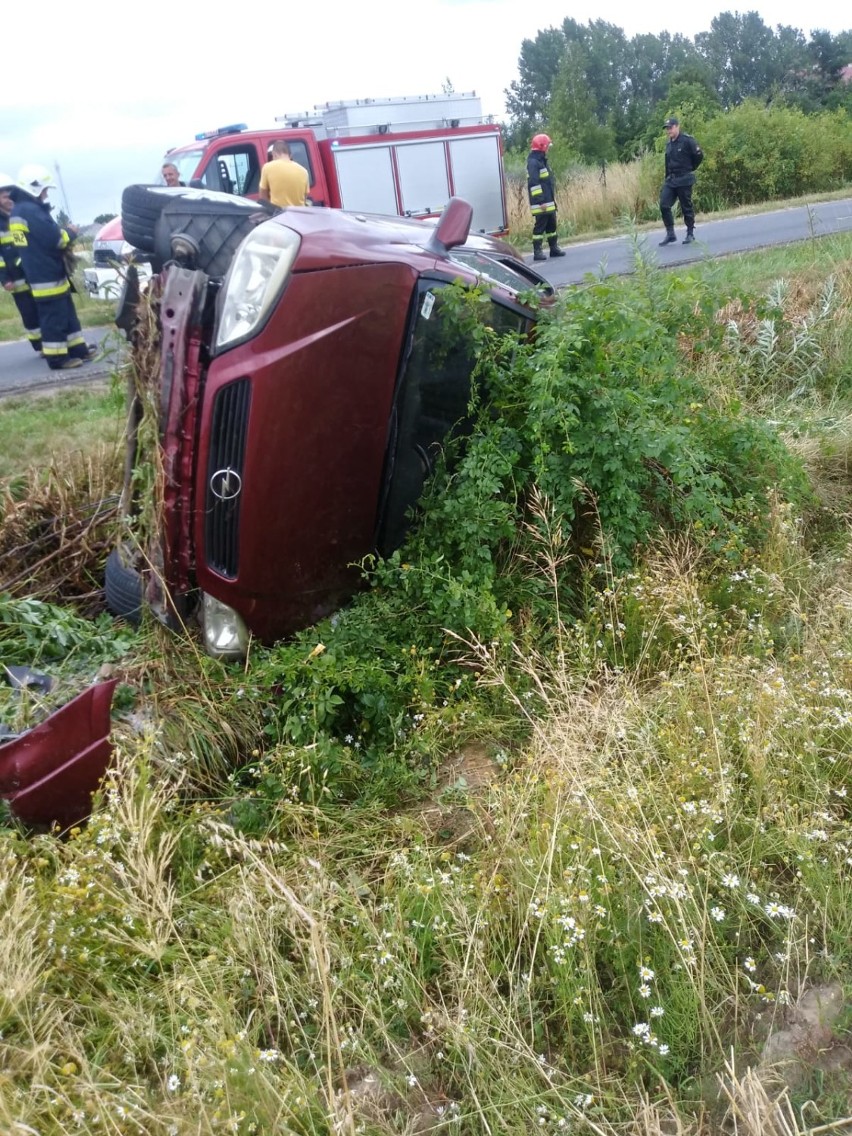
283, 140, 315, 192
375, 282, 525, 554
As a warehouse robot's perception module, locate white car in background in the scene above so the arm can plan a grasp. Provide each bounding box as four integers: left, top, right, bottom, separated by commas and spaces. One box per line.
83, 219, 152, 300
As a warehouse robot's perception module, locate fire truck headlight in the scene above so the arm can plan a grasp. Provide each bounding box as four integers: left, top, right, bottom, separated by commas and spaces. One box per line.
215, 223, 301, 351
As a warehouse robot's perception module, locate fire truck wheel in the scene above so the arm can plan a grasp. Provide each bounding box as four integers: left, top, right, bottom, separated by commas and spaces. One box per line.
104, 547, 143, 625
121, 185, 177, 253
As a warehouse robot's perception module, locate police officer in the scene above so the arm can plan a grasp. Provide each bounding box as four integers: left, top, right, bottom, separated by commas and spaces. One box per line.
9, 165, 95, 370
527, 133, 565, 261
0, 172, 42, 353
659, 117, 703, 246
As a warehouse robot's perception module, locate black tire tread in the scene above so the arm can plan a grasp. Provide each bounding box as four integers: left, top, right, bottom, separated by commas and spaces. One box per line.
121, 184, 174, 253
104, 547, 143, 624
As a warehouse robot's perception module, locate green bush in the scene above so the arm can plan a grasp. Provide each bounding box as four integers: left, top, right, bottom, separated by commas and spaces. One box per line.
234, 274, 809, 807
699, 101, 852, 205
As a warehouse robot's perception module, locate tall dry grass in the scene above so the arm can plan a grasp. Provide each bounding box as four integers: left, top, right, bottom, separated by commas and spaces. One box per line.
506, 156, 660, 242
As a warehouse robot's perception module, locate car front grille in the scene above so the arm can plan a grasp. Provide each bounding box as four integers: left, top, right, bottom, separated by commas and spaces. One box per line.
204, 378, 250, 579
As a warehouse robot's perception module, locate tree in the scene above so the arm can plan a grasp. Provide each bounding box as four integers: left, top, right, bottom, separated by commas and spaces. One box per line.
505, 26, 567, 144
548, 41, 616, 164
93, 212, 117, 225
695, 12, 806, 107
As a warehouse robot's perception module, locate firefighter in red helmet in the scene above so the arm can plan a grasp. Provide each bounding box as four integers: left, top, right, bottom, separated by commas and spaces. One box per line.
527, 133, 564, 261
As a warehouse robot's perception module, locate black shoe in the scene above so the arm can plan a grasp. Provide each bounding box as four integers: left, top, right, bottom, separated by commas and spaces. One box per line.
658, 232, 677, 246
549, 245, 566, 258
533, 247, 547, 262
683, 232, 695, 244
49, 357, 83, 371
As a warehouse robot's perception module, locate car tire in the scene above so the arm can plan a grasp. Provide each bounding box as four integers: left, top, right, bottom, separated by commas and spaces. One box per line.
121, 184, 177, 253
104, 547, 143, 624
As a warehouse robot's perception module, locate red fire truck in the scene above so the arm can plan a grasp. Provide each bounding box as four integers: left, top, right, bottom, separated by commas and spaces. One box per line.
89, 91, 507, 284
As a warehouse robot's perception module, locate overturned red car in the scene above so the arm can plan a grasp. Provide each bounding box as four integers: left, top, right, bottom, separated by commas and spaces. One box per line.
107, 189, 550, 658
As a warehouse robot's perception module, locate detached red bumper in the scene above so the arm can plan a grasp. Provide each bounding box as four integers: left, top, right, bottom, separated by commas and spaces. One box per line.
0, 680, 118, 828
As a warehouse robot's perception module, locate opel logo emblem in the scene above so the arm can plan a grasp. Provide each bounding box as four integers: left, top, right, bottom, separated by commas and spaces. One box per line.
210, 467, 242, 501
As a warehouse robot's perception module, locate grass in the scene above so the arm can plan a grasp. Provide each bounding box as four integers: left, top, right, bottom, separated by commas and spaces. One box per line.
0, 382, 125, 481
676, 229, 852, 297
0, 288, 115, 341
0, 248, 115, 343
503, 154, 852, 247
1, 236, 852, 1133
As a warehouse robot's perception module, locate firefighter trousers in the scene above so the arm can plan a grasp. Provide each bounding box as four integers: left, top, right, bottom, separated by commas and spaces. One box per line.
11, 289, 42, 352
532, 212, 558, 239
36, 292, 88, 369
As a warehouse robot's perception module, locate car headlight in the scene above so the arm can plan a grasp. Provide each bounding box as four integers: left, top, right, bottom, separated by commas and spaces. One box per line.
215, 224, 301, 351
201, 593, 250, 659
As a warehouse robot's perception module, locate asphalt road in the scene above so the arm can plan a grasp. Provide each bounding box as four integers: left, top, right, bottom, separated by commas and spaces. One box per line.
530, 196, 852, 287
0, 326, 124, 399
2, 196, 851, 395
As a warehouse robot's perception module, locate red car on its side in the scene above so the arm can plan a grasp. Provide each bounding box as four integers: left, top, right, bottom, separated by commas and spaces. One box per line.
107, 190, 550, 658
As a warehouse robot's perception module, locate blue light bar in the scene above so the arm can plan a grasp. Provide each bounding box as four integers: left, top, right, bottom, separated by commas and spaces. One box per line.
195, 123, 248, 140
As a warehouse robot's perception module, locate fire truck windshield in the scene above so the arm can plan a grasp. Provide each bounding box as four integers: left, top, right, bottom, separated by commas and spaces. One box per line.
157, 151, 205, 186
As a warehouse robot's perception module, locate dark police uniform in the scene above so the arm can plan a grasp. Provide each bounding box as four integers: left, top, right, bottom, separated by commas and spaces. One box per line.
0, 211, 42, 352
660, 129, 703, 240
9, 193, 90, 369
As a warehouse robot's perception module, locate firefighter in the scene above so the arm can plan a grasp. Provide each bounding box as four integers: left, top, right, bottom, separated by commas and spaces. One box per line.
9, 164, 95, 371
659, 117, 703, 246
527, 133, 565, 261
0, 171, 42, 353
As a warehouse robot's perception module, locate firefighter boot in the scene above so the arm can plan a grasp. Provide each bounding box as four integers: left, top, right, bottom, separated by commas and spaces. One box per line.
548, 237, 566, 258
683, 230, 695, 244
659, 229, 677, 246
533, 240, 547, 262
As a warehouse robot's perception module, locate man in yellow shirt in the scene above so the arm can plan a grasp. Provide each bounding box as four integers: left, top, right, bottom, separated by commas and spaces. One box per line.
259, 141, 310, 208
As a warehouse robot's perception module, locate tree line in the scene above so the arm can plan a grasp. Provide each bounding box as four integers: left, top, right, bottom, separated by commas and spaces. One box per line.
505, 12, 852, 163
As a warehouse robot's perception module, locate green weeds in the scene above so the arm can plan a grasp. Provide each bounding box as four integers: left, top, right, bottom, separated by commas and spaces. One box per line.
2, 241, 852, 1132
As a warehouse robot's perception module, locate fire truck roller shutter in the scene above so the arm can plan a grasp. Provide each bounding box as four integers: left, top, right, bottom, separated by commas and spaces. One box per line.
332, 148, 398, 216
448, 135, 506, 233
395, 142, 449, 219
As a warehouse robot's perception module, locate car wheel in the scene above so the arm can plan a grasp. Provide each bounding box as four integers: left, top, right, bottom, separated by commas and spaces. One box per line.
104, 547, 143, 624
121, 184, 179, 253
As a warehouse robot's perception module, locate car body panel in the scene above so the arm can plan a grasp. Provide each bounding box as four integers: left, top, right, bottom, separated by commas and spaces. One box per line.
194, 261, 418, 640
0, 680, 118, 827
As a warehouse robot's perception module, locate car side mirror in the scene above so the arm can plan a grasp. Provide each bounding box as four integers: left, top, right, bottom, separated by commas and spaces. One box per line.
425, 197, 472, 256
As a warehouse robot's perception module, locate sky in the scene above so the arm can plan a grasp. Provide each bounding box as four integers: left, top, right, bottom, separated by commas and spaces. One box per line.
2, 0, 850, 223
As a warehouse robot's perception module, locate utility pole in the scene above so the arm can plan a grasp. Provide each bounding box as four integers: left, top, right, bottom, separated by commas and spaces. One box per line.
54, 163, 72, 220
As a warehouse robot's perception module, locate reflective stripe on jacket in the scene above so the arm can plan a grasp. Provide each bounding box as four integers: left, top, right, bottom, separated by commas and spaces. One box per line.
8, 196, 74, 299
0, 216, 33, 293
527, 150, 557, 215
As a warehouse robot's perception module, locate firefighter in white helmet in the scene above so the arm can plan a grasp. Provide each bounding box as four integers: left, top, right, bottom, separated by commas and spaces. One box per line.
9, 164, 96, 370
0, 171, 42, 353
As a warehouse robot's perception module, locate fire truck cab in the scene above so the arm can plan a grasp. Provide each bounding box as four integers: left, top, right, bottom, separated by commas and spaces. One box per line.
161, 91, 506, 233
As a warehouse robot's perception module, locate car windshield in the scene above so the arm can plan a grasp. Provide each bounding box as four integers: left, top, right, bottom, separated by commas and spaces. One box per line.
157, 150, 204, 185
449, 248, 552, 295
